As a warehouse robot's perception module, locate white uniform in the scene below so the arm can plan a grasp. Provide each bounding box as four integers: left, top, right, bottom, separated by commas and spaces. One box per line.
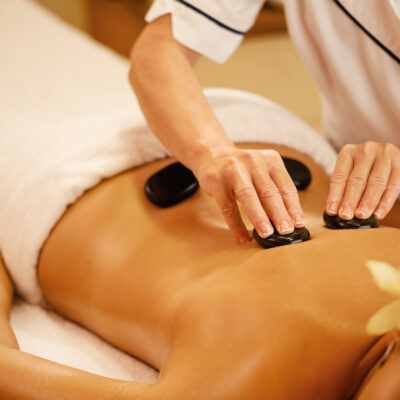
145, 0, 400, 150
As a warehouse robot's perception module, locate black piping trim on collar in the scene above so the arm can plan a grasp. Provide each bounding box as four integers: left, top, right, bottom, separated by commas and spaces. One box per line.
175, 0, 245, 36
333, 0, 400, 65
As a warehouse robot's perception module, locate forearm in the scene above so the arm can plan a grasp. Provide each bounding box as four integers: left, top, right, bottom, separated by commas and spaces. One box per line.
129, 15, 234, 172
0, 344, 156, 400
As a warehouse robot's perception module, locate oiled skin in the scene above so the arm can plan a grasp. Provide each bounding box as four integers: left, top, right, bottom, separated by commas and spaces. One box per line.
38, 144, 400, 400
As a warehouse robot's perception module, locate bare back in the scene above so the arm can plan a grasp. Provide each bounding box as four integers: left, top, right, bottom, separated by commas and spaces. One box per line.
38, 144, 400, 399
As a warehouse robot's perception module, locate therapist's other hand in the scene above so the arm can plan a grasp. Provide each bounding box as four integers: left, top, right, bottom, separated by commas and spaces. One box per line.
194, 147, 305, 245
326, 142, 400, 221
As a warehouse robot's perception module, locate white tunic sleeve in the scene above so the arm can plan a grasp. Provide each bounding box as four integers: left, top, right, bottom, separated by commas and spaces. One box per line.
145, 0, 266, 63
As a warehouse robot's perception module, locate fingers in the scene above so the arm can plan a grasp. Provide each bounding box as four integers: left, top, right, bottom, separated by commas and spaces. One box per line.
355, 157, 391, 219
210, 142, 398, 244
251, 160, 305, 234
231, 170, 274, 238
338, 153, 375, 219
326, 142, 400, 221
326, 145, 354, 216
374, 167, 400, 220
248, 150, 305, 235
268, 164, 305, 228
250, 170, 293, 234
196, 148, 306, 244
208, 149, 304, 242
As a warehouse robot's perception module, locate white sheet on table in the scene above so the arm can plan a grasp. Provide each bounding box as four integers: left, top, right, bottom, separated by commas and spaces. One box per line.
11, 299, 159, 382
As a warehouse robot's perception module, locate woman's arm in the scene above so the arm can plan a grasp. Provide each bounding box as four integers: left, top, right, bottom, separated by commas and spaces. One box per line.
0, 254, 158, 400
129, 15, 305, 243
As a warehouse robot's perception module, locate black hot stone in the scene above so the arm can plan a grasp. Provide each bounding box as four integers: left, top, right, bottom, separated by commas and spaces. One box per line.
253, 226, 311, 249
145, 162, 199, 208
323, 211, 379, 230
282, 157, 312, 191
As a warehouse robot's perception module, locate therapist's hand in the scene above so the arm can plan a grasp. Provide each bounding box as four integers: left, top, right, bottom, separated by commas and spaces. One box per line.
326, 142, 400, 221
194, 146, 305, 245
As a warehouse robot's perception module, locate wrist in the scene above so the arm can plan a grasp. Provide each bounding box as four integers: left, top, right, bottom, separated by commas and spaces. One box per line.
190, 142, 236, 176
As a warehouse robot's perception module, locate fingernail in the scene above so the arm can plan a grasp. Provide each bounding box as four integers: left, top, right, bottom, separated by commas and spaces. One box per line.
294, 216, 305, 227
239, 236, 249, 245
279, 221, 294, 234
259, 222, 274, 238
339, 207, 353, 220
355, 208, 368, 219
326, 202, 338, 215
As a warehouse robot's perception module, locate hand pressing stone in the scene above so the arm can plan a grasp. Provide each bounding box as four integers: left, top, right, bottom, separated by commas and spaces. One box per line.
253, 226, 311, 249
323, 211, 379, 229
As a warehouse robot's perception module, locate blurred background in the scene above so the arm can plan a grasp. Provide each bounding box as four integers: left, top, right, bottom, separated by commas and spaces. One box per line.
33, 0, 321, 130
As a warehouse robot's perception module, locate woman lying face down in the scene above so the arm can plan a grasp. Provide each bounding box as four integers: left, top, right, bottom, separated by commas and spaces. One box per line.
0, 143, 399, 400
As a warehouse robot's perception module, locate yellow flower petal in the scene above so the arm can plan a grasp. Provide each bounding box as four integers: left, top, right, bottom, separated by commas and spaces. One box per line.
366, 299, 400, 335
366, 260, 400, 297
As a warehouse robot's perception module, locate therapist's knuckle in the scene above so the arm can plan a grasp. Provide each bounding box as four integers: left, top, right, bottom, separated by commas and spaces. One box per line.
243, 150, 260, 166
242, 149, 254, 160
234, 184, 253, 200
381, 142, 397, 156
358, 140, 378, 157
368, 175, 387, 189
264, 149, 281, 163
347, 175, 367, 188
272, 150, 282, 163
259, 185, 280, 201
341, 144, 355, 156
361, 141, 376, 153
220, 204, 238, 219
330, 173, 347, 186
224, 156, 239, 168
222, 157, 240, 177
279, 183, 298, 197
